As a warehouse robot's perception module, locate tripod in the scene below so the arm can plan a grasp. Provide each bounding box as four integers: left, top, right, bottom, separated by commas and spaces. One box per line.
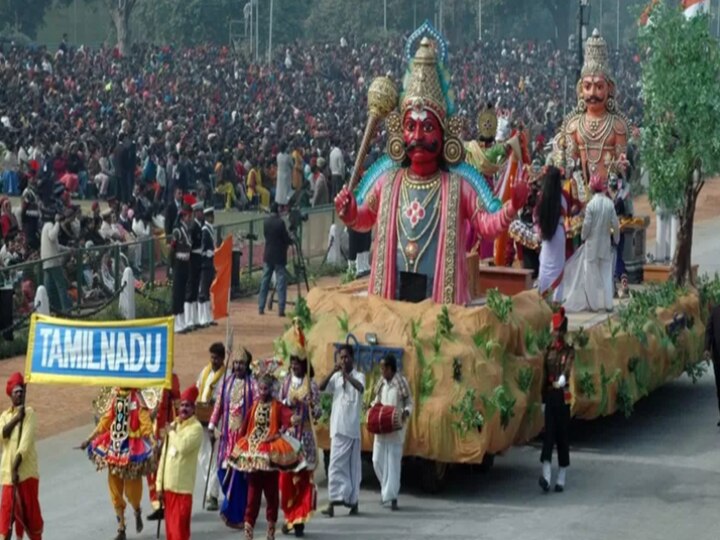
267, 232, 310, 312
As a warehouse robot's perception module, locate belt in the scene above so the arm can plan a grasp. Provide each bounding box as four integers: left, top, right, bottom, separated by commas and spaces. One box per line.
25, 210, 39, 217
175, 253, 190, 261
191, 249, 203, 255
203, 250, 214, 258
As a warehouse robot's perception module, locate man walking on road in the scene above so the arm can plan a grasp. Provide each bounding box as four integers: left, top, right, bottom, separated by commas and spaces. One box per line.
704, 303, 720, 425
320, 345, 365, 517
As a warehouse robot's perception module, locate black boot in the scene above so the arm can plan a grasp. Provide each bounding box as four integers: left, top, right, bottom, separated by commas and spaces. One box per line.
539, 476, 550, 492
146, 508, 164, 521
135, 509, 143, 533
294, 523, 305, 537
114, 529, 127, 540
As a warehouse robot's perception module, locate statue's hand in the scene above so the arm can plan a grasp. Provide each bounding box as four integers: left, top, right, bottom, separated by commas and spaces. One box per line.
511, 180, 530, 212
334, 186, 358, 223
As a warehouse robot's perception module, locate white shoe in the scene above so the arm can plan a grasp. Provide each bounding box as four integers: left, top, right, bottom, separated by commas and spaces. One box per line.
191, 302, 200, 328
174, 313, 185, 333
183, 302, 193, 330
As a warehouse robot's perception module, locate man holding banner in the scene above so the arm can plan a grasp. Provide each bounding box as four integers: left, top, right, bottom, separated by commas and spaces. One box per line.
0, 373, 44, 540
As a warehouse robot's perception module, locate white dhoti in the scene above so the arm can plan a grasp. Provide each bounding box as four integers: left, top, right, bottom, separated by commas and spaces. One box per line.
562, 246, 614, 313
327, 434, 362, 505
199, 427, 220, 499
372, 437, 403, 503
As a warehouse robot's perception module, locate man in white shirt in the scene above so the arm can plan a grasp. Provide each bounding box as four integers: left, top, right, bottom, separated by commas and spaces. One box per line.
319, 345, 365, 517
371, 354, 412, 511
328, 143, 345, 200
275, 143, 293, 206
40, 212, 71, 313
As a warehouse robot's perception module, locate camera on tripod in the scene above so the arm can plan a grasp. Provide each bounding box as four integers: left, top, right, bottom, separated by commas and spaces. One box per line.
288, 208, 308, 233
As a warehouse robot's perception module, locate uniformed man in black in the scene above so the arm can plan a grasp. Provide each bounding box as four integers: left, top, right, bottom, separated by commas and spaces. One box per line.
184, 202, 204, 331
21, 172, 41, 250
539, 307, 574, 493
171, 197, 193, 333
197, 207, 217, 328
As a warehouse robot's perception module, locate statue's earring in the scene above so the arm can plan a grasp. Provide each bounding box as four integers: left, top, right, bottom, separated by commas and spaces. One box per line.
577, 99, 587, 113
443, 116, 465, 166
385, 111, 406, 163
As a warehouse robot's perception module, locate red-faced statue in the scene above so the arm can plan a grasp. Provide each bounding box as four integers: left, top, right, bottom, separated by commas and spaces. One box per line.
403, 107, 443, 177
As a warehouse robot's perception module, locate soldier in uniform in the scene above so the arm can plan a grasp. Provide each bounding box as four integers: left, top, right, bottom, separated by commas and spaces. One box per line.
184, 202, 204, 331
21, 166, 41, 251
198, 207, 217, 328
539, 307, 575, 493
171, 196, 193, 334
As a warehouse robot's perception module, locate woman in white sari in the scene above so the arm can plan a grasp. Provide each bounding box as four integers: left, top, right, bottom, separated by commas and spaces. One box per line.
535, 166, 568, 304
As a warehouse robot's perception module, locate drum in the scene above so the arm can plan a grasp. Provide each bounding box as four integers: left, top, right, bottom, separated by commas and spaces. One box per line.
366, 404, 402, 435
195, 402, 213, 425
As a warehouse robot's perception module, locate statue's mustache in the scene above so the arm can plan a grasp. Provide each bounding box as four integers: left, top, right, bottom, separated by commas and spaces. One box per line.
407, 140, 440, 152
585, 96, 602, 104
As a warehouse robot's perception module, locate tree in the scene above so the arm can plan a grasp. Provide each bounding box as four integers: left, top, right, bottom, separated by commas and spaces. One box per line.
0, 0, 55, 38
108, 0, 139, 55
639, 4, 720, 286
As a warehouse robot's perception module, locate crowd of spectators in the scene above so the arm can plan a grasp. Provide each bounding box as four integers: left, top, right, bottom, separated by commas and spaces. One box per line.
0, 35, 643, 274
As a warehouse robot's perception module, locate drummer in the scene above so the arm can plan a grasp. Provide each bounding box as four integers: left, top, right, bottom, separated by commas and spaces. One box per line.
195, 342, 227, 512
370, 354, 413, 511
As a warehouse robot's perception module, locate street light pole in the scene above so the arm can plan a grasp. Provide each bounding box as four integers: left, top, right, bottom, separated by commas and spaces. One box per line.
255, 0, 259, 63
268, 0, 273, 65
384, 0, 387, 33
616, 0, 620, 49
478, 0, 482, 41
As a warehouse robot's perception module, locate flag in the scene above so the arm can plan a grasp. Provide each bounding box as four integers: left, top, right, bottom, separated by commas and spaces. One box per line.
210, 235, 233, 320
683, 0, 709, 18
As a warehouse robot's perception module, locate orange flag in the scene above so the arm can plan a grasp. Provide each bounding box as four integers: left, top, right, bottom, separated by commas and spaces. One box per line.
210, 235, 233, 320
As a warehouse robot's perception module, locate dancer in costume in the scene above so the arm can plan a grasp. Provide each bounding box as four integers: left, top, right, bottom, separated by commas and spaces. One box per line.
535, 166, 570, 303
279, 321, 321, 537
0, 373, 44, 540
146, 373, 181, 521
539, 308, 575, 493
156, 385, 204, 540
229, 373, 301, 540
196, 342, 227, 511
208, 347, 256, 529
334, 23, 528, 305
81, 388, 155, 540
371, 354, 413, 511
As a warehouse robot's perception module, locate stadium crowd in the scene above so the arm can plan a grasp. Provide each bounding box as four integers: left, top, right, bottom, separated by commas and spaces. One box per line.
0, 35, 643, 271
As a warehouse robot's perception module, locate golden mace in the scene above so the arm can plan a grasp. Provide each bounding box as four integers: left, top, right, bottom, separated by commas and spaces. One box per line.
344, 76, 398, 199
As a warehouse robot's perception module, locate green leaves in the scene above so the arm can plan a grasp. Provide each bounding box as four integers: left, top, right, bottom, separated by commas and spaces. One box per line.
516, 367, 534, 394
482, 385, 516, 430
639, 5, 720, 213
451, 389, 485, 438
486, 288, 513, 323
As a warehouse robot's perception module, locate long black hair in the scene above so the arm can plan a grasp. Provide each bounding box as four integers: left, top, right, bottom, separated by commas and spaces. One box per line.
538, 166, 563, 241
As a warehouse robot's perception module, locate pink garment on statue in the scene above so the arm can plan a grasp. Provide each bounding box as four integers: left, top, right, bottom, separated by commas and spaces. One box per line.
353, 170, 514, 305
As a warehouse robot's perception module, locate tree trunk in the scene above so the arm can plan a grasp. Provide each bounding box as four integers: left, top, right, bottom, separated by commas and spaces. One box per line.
109, 0, 135, 56
671, 172, 701, 287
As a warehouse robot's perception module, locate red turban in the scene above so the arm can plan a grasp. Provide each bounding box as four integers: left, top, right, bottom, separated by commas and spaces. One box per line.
6, 372, 24, 397
180, 386, 199, 404
552, 307, 567, 331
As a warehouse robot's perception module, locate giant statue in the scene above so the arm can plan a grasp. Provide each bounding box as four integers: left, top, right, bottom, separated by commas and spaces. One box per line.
555, 29, 629, 185
334, 23, 528, 305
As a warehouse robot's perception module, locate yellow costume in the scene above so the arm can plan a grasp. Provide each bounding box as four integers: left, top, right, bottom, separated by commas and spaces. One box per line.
247, 167, 271, 209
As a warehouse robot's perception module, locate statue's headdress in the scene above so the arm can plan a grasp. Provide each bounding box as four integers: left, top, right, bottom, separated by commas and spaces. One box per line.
290, 317, 307, 361
581, 29, 614, 84
385, 20, 464, 166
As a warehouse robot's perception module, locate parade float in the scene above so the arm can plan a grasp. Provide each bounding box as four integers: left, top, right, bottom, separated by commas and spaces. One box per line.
270, 23, 708, 491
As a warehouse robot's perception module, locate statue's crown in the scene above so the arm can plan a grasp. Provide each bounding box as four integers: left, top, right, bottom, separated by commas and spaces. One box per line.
581, 29, 614, 83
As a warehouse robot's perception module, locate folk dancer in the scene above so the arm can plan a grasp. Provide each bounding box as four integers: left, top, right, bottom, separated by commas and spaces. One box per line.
208, 347, 256, 529
320, 345, 365, 517
197, 207, 217, 328
196, 342, 227, 512
539, 308, 575, 493
171, 196, 193, 333
279, 324, 321, 537
535, 166, 570, 304
81, 388, 155, 540
184, 202, 205, 330
146, 373, 181, 521
371, 354, 413, 511
156, 386, 204, 540
229, 374, 301, 540
0, 373, 43, 540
